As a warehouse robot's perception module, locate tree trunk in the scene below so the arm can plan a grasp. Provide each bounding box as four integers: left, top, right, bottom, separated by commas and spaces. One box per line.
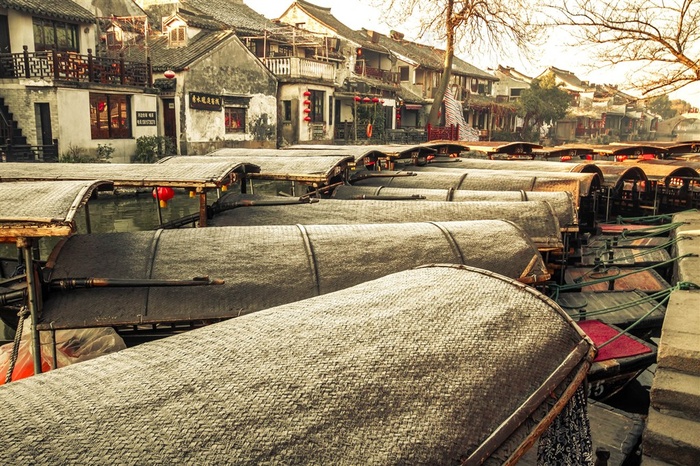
427, 1, 455, 127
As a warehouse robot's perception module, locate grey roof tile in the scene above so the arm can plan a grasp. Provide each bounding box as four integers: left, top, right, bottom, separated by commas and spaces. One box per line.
0, 0, 95, 23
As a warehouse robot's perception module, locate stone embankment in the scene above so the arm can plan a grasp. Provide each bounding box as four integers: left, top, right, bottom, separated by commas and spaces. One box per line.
642, 210, 700, 465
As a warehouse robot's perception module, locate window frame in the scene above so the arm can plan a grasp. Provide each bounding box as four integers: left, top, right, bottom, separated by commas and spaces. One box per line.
309, 90, 325, 123
90, 93, 131, 140
33, 18, 79, 52
225, 106, 246, 133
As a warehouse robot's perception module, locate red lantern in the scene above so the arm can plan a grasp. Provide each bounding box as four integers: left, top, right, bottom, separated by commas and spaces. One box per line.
372, 97, 379, 103
304, 116, 312, 122
303, 90, 311, 97
152, 186, 175, 208
164, 70, 175, 79
303, 107, 311, 113
362, 96, 371, 103
303, 99, 311, 106
353, 95, 361, 102
380, 99, 385, 104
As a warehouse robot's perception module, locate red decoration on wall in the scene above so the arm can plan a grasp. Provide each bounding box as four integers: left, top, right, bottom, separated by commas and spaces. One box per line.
303, 90, 311, 97
164, 70, 175, 79
354, 95, 361, 102
371, 97, 379, 103
303, 107, 311, 113
362, 96, 371, 103
304, 116, 312, 122
303, 99, 311, 105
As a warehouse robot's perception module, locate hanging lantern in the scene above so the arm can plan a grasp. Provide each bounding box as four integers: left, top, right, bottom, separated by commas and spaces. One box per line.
304, 116, 312, 122
152, 186, 175, 208
303, 90, 311, 97
164, 70, 176, 79
303, 99, 311, 105
362, 96, 371, 103
372, 97, 380, 103
353, 95, 361, 102
189, 189, 196, 198
380, 99, 385, 104
303, 107, 311, 113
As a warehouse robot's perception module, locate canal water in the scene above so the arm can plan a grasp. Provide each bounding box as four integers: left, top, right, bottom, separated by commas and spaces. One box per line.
1, 189, 203, 262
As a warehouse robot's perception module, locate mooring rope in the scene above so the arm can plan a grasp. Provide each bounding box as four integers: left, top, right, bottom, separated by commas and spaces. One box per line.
4, 306, 29, 385
606, 209, 698, 225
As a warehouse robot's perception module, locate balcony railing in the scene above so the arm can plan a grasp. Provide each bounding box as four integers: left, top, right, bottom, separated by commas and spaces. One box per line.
0, 46, 152, 87
354, 62, 400, 85
264, 56, 335, 82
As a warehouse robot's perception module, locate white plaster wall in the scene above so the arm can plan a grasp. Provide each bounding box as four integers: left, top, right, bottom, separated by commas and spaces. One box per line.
185, 93, 277, 150
56, 89, 158, 163
7, 11, 33, 53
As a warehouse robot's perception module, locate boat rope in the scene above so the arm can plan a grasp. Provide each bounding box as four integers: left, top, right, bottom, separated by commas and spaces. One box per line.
561, 287, 674, 319
618, 221, 687, 238
585, 236, 689, 264
4, 306, 29, 385
547, 253, 694, 301
605, 209, 698, 225
597, 282, 699, 349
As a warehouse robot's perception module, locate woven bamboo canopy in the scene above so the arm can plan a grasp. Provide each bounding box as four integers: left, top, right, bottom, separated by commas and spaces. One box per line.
159, 154, 353, 184
286, 144, 437, 160
0, 180, 110, 240
0, 265, 594, 465
208, 195, 563, 250
37, 220, 550, 330
332, 185, 578, 231
592, 164, 648, 190
407, 165, 600, 197
352, 169, 582, 201
441, 157, 604, 179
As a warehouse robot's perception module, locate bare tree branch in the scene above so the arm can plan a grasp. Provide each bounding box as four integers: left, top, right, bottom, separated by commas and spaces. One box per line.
548, 0, 700, 96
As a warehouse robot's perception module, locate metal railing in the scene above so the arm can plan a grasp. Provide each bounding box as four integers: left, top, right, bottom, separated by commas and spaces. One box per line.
0, 46, 152, 87
354, 61, 400, 85
1, 139, 59, 162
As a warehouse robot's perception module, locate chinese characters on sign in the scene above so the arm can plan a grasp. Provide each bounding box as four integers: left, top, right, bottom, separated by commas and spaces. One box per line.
189, 92, 223, 111
135, 111, 156, 126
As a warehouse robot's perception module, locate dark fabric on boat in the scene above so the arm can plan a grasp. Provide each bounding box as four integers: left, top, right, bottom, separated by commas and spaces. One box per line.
0, 265, 593, 465
332, 185, 578, 230
537, 385, 594, 466
210, 195, 563, 250
39, 221, 550, 330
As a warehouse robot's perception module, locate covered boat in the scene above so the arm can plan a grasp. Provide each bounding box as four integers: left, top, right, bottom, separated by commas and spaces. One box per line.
37, 220, 550, 334
0, 265, 595, 465
207, 195, 564, 250
332, 185, 579, 232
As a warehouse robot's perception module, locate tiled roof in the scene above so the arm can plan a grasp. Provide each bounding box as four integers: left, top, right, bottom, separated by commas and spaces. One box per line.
181, 0, 277, 35
0, 0, 95, 23
122, 29, 237, 71
294, 0, 388, 53
364, 29, 494, 80
176, 9, 228, 31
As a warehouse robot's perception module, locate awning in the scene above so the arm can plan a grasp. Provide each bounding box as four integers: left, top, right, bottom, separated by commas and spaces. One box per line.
405, 104, 422, 110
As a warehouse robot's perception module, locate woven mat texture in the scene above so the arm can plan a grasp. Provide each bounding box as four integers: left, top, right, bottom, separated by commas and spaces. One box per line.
332, 186, 577, 228
0, 180, 98, 222
209, 197, 562, 249
1, 265, 585, 465
41, 220, 548, 329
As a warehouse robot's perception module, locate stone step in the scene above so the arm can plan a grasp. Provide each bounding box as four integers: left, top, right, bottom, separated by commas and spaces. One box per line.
651, 368, 700, 421
656, 291, 700, 377
641, 455, 677, 466
642, 407, 700, 465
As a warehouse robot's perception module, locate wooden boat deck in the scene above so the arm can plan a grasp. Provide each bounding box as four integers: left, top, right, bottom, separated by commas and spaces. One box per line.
556, 290, 666, 331
563, 267, 671, 293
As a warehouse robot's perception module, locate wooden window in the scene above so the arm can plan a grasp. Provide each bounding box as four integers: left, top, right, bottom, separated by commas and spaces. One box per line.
399, 66, 409, 82
169, 26, 187, 47
309, 90, 325, 123
90, 93, 131, 139
225, 107, 246, 133
282, 101, 292, 121
33, 18, 79, 52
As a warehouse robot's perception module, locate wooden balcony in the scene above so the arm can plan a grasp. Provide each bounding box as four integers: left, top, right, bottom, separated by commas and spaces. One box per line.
354, 62, 400, 86
263, 57, 335, 82
0, 46, 152, 87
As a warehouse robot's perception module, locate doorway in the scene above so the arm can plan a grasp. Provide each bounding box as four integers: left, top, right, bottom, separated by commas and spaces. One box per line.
162, 98, 176, 151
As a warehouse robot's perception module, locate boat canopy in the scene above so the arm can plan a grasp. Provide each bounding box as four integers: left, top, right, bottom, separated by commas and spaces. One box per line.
38, 220, 550, 331
208, 195, 564, 250
159, 154, 354, 185
0, 180, 110, 240
332, 185, 578, 231
285, 144, 437, 160
352, 169, 582, 200
407, 166, 600, 197
624, 162, 699, 185
439, 157, 605, 179
459, 141, 544, 157
592, 164, 648, 191
1, 265, 594, 465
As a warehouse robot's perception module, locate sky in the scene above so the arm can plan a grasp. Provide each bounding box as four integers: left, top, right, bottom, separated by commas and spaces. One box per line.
243, 0, 700, 109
